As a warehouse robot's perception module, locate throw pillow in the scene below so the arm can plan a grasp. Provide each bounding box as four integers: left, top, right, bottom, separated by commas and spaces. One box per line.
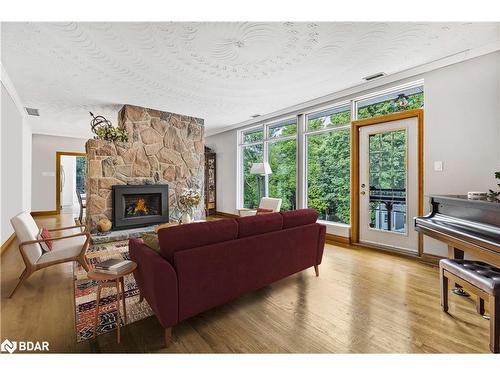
37, 227, 53, 252
256, 208, 274, 215
142, 233, 160, 252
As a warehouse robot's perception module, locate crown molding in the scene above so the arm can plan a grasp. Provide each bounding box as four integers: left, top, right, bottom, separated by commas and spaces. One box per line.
206, 40, 500, 137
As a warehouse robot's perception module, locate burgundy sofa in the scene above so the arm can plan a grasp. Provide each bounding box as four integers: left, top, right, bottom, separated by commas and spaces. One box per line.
129, 208, 326, 346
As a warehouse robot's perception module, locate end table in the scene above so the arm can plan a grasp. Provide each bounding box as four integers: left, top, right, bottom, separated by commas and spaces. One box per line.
87, 261, 137, 344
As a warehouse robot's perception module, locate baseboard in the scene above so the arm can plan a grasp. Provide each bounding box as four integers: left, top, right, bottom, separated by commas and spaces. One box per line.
31, 210, 58, 216
420, 253, 443, 266
1, 233, 16, 256
214, 211, 239, 218
325, 233, 350, 245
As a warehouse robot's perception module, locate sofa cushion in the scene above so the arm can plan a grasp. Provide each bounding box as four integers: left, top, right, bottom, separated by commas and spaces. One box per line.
158, 219, 238, 262
280, 209, 319, 229
236, 212, 283, 238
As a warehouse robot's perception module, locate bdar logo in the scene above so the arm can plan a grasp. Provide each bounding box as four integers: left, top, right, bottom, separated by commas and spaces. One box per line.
1, 339, 17, 354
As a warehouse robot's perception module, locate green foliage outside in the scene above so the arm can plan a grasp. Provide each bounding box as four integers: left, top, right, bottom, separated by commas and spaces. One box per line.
76, 156, 86, 194
357, 92, 424, 119
241, 90, 424, 222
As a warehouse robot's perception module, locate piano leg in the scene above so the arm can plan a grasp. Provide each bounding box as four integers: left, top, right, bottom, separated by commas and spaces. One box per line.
448, 246, 471, 297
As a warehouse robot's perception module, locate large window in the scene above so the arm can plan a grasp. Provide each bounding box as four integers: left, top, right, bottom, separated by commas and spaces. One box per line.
306, 106, 351, 223
238, 82, 424, 225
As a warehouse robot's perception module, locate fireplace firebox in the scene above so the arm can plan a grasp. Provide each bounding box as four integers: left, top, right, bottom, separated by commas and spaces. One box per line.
112, 185, 169, 230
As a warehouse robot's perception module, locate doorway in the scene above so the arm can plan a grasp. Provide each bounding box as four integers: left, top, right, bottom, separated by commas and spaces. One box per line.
56, 152, 86, 214
351, 109, 423, 255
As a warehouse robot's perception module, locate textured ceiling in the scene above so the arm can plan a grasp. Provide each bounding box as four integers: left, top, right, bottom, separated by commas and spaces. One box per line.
1, 22, 499, 138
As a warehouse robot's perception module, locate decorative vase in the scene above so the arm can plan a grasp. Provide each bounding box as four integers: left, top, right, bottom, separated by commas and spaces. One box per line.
180, 212, 192, 224
96, 218, 112, 232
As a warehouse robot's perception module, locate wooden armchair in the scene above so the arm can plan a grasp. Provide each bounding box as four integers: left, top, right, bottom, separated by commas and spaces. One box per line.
9, 211, 91, 298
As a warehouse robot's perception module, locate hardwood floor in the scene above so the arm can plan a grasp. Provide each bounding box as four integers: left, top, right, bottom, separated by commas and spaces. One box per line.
0, 213, 491, 353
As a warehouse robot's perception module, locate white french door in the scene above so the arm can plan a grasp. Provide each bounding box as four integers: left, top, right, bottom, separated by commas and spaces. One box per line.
358, 116, 419, 253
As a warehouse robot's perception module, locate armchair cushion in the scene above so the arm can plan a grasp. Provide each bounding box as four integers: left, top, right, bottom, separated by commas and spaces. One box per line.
10, 211, 43, 264
36, 235, 87, 265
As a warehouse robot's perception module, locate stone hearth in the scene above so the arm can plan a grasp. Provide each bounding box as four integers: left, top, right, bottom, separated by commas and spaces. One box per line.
86, 104, 204, 231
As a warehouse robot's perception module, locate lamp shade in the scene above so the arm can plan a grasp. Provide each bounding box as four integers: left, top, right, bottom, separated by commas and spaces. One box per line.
250, 162, 272, 176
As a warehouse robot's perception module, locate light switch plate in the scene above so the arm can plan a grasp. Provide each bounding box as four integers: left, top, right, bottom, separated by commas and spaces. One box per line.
434, 161, 443, 172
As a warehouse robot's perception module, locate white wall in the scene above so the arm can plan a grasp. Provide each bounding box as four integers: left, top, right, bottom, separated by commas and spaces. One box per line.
31, 134, 86, 211
1, 82, 31, 244
206, 51, 500, 252
205, 130, 239, 215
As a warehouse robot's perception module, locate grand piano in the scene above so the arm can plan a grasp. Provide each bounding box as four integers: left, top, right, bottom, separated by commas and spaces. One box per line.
415, 195, 500, 268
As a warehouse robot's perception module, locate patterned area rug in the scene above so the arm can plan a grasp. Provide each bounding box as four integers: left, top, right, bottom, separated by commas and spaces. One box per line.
73, 240, 154, 342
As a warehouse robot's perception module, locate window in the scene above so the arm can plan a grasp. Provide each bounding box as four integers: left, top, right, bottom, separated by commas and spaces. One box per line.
268, 138, 297, 210
356, 85, 424, 120
237, 82, 423, 225
241, 127, 265, 209
305, 106, 351, 224
239, 120, 297, 210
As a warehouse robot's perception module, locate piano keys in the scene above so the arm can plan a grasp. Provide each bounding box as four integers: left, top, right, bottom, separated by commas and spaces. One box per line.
415, 195, 500, 268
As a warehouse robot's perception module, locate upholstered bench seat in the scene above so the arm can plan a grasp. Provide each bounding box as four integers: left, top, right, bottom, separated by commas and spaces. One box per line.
440, 258, 500, 353
440, 259, 500, 295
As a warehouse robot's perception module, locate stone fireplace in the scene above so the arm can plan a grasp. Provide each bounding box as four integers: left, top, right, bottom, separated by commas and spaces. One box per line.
86, 104, 204, 232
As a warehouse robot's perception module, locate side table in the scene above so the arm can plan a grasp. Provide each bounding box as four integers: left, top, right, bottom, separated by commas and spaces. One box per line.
87, 261, 137, 344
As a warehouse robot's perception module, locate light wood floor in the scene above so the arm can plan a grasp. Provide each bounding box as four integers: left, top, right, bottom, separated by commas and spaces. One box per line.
0, 212, 491, 353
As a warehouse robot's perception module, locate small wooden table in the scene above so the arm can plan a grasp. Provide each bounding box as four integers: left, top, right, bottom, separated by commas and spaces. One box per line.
87, 262, 137, 344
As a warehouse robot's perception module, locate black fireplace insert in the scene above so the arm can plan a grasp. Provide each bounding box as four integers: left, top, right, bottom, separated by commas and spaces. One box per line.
112, 184, 169, 230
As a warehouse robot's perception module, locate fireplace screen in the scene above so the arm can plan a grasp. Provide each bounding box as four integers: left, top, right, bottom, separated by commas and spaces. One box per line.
124, 194, 161, 218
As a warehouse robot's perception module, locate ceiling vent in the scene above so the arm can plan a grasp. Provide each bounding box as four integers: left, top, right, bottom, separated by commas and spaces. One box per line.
25, 107, 40, 116
363, 72, 386, 81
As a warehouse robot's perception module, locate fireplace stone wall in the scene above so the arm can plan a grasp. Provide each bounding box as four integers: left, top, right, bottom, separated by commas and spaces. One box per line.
85, 104, 204, 231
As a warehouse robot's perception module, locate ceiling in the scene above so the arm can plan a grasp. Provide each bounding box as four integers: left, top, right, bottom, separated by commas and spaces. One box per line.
2, 22, 499, 138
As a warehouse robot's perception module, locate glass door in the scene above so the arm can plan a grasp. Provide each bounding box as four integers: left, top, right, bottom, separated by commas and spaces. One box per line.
358, 116, 419, 253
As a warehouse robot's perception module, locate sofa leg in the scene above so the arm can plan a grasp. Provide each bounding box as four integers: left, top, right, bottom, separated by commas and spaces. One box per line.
165, 327, 172, 348
314, 265, 319, 277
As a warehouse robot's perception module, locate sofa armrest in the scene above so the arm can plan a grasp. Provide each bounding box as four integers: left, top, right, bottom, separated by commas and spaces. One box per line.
316, 224, 326, 265
128, 238, 178, 329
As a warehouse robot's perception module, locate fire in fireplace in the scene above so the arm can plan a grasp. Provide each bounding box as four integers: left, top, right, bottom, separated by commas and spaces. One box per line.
112, 185, 169, 230
124, 194, 161, 217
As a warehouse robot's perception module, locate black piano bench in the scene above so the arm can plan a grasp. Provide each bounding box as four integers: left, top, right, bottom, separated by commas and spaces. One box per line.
440, 259, 500, 353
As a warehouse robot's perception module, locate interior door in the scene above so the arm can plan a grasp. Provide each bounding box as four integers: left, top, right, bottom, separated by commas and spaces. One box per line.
358, 116, 419, 253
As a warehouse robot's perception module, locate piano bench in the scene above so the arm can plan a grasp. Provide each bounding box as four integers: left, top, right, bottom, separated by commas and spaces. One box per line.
440, 259, 500, 353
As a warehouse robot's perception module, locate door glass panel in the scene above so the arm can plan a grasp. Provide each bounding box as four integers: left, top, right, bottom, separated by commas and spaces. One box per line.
368, 129, 407, 233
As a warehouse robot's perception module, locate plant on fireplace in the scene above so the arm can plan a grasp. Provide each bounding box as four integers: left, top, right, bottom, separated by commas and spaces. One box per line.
90, 112, 129, 142
178, 189, 201, 224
